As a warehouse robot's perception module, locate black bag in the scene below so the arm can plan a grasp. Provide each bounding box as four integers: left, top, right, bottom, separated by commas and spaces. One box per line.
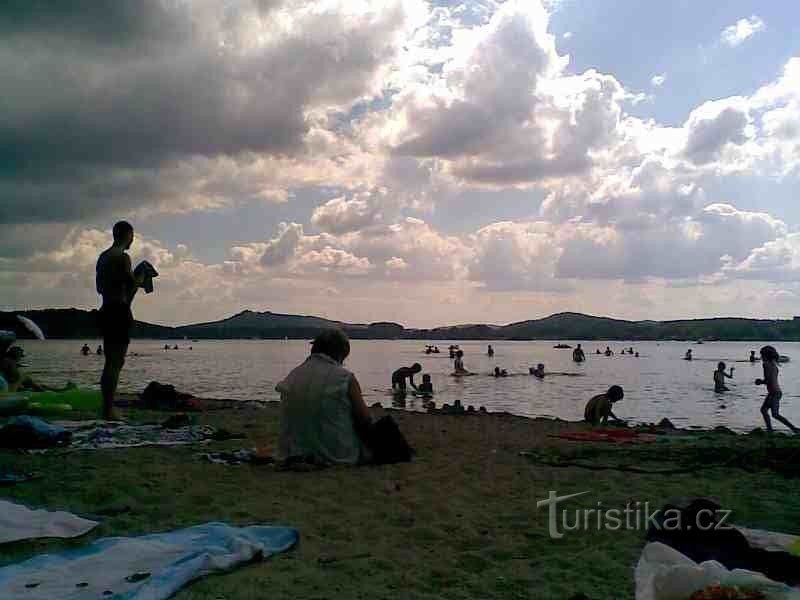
365, 416, 413, 464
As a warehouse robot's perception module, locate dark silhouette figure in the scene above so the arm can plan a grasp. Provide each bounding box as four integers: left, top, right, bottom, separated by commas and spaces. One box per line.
96, 221, 142, 420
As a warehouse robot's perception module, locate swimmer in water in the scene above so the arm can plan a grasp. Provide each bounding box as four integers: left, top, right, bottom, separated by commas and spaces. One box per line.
81, 344, 91, 356
572, 344, 586, 362
453, 350, 468, 374
96, 345, 103, 356
713, 362, 734, 392
529, 363, 545, 379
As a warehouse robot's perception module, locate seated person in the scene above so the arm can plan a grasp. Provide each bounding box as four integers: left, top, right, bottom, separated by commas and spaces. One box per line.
493, 366, 508, 377
275, 329, 373, 465
392, 363, 422, 392
81, 344, 91, 356
714, 362, 734, 392
749, 350, 758, 363
453, 350, 468, 374
684, 349, 692, 360
529, 363, 546, 379
418, 373, 433, 395
584, 385, 625, 426
604, 346, 613, 357
1, 344, 73, 393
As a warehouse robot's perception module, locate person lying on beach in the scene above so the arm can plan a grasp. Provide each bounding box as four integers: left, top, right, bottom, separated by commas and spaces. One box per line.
713, 362, 734, 392
584, 385, 625, 426
493, 367, 508, 377
529, 364, 546, 379
418, 373, 433, 395
392, 363, 422, 392
756, 345, 798, 434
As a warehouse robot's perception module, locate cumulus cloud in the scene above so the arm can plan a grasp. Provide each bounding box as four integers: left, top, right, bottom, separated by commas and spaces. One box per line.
0, 0, 414, 223
721, 16, 765, 47
682, 98, 752, 164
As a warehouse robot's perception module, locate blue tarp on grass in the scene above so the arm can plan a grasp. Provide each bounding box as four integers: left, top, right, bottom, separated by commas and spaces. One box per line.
0, 522, 299, 599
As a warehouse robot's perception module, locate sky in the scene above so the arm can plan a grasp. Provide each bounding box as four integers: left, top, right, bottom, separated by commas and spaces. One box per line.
2, 0, 800, 327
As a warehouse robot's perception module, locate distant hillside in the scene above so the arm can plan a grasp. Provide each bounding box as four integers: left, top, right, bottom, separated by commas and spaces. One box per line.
2, 308, 800, 341
0, 309, 177, 340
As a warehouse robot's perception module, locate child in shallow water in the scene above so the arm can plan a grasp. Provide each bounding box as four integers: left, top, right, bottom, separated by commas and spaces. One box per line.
713, 362, 734, 392
529, 364, 545, 379
756, 345, 798, 433
418, 373, 433, 395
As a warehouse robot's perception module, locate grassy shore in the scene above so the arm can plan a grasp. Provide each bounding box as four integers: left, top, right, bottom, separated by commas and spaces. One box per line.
1, 401, 799, 600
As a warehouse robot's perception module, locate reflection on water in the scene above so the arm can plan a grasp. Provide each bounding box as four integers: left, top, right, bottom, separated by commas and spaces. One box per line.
16, 339, 800, 433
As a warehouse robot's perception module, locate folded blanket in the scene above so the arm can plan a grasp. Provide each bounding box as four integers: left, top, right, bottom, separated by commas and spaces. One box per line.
0, 499, 98, 544
0, 522, 299, 600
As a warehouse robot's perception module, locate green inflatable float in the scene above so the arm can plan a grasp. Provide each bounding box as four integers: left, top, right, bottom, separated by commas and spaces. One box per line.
0, 388, 102, 416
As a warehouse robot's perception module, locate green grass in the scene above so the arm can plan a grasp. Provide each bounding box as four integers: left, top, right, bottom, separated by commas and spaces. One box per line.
1, 408, 798, 599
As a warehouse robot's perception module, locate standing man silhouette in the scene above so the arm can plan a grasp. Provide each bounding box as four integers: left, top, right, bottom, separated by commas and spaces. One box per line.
96, 221, 142, 419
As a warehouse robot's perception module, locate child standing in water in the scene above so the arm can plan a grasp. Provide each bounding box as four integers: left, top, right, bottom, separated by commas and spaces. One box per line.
713, 362, 734, 392
756, 345, 798, 433
418, 373, 433, 396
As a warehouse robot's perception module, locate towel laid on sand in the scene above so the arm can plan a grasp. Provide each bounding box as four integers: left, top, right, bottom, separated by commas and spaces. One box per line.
65, 422, 217, 450
0, 522, 299, 600
0, 499, 98, 544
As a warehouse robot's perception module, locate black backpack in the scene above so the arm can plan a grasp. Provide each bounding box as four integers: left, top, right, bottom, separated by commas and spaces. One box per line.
366, 416, 414, 464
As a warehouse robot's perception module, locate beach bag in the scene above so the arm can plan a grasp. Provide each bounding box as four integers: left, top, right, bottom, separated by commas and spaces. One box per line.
366, 416, 413, 464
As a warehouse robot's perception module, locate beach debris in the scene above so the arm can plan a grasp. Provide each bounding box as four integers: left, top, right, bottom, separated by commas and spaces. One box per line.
656, 418, 675, 429
125, 572, 151, 583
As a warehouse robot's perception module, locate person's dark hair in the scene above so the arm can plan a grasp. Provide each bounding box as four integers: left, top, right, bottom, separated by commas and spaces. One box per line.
760, 345, 779, 362
718, 362, 726, 370
112, 220, 134, 242
412, 363, 422, 372
311, 329, 351, 363
607, 385, 624, 401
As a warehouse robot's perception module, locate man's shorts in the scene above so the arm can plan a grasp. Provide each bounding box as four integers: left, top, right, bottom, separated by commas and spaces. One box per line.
98, 303, 133, 345
764, 391, 782, 415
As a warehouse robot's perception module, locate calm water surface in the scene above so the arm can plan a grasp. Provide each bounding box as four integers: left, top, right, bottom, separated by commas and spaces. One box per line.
16, 339, 800, 433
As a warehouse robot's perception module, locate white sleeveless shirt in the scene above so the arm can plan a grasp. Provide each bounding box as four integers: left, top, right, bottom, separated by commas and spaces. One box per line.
276, 353, 370, 465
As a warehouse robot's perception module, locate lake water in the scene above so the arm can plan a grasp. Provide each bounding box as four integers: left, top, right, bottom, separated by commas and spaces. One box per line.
15, 339, 800, 433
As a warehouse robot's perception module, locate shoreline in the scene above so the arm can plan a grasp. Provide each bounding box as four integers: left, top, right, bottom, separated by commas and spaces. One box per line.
2, 399, 799, 599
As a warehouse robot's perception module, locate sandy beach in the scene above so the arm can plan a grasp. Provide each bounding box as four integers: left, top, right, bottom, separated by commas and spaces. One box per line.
1, 398, 799, 600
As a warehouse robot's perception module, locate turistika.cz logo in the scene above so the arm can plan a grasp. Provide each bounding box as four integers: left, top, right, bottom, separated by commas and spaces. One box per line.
536, 491, 732, 539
